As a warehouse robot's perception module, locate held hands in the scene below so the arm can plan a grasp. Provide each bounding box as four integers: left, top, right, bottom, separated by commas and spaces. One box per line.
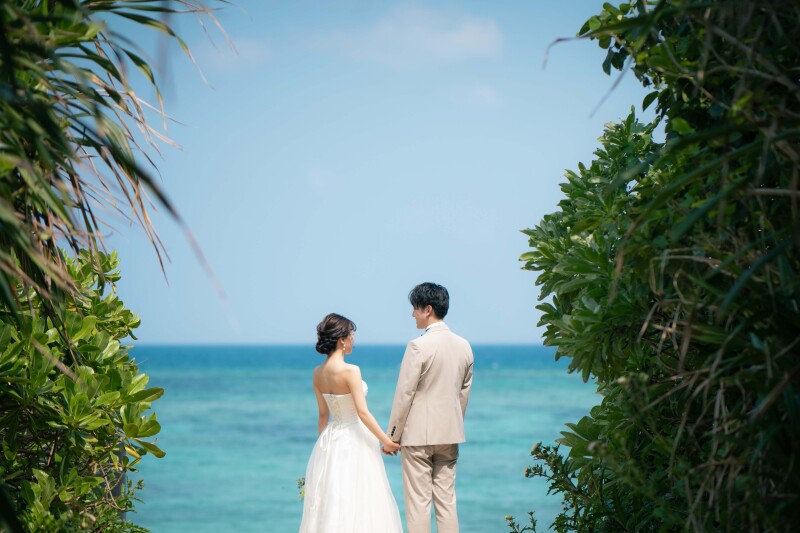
381, 440, 400, 456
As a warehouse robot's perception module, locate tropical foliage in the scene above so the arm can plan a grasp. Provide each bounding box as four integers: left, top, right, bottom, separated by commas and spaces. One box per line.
1, 0, 222, 529
1, 251, 162, 531
514, 0, 799, 530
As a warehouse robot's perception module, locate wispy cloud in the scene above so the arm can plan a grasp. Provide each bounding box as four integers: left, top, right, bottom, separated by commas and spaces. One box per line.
449, 82, 504, 108
317, 4, 502, 68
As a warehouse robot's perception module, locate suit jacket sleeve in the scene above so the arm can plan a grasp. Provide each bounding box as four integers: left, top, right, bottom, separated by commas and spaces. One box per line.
460, 358, 473, 417
388, 341, 424, 442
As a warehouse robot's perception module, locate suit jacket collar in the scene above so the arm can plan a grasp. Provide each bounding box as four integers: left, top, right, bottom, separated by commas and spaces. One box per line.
424, 322, 448, 334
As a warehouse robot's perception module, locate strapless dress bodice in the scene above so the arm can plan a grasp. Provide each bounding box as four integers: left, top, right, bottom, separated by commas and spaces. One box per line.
323, 380, 368, 424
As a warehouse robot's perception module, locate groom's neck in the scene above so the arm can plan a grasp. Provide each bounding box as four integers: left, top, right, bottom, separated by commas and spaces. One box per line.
423, 318, 444, 330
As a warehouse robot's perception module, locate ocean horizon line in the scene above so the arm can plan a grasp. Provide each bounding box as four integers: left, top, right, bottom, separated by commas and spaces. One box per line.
131, 341, 550, 348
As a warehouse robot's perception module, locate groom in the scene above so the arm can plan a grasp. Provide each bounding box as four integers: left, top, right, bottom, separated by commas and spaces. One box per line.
384, 282, 474, 533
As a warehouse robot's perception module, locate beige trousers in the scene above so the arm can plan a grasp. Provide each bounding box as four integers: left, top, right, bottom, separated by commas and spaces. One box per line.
401, 444, 460, 533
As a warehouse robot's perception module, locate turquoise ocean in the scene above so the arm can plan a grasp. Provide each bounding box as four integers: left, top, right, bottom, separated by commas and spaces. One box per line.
131, 345, 599, 532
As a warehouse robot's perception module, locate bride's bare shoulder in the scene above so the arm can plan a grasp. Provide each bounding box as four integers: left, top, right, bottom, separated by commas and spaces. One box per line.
312, 363, 331, 382
344, 363, 362, 375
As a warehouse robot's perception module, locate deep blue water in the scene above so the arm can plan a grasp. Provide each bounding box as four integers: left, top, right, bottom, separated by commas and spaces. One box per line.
129, 345, 599, 532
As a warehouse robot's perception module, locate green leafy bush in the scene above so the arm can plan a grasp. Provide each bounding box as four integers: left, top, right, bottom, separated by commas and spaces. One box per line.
0, 251, 163, 531
515, 1, 799, 530
0, 2, 221, 529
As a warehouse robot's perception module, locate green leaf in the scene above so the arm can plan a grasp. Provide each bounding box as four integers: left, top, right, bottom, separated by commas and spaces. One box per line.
123, 423, 139, 438
137, 418, 162, 438
642, 91, 659, 111
127, 387, 164, 404
134, 439, 166, 458
71, 316, 97, 342
670, 117, 694, 135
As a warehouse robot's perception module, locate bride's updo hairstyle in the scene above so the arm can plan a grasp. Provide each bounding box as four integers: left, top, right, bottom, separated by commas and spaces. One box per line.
315, 313, 356, 355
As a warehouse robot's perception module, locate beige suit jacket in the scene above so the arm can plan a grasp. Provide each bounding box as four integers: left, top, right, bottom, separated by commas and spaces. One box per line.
388, 323, 474, 446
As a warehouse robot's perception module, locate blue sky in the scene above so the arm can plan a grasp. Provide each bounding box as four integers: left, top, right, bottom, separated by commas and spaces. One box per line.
109, 1, 653, 345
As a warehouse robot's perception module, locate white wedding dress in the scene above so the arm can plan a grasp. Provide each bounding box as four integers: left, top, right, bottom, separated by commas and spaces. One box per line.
299, 380, 402, 533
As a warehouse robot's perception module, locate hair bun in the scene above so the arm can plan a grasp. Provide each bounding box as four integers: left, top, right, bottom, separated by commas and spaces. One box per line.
315, 335, 337, 355
315, 313, 356, 356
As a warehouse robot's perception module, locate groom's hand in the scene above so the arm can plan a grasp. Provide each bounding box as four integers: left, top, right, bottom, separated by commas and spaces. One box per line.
381, 442, 400, 456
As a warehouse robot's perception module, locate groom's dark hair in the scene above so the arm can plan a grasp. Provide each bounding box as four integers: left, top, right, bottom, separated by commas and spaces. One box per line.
409, 282, 449, 319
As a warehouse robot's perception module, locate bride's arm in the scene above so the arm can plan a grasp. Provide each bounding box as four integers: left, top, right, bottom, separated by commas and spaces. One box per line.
346, 367, 400, 453
313, 382, 329, 436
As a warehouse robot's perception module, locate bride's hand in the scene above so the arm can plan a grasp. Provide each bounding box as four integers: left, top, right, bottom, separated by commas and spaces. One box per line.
382, 441, 401, 455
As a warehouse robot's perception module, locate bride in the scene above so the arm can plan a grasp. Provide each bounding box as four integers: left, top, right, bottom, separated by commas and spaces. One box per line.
299, 313, 403, 533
